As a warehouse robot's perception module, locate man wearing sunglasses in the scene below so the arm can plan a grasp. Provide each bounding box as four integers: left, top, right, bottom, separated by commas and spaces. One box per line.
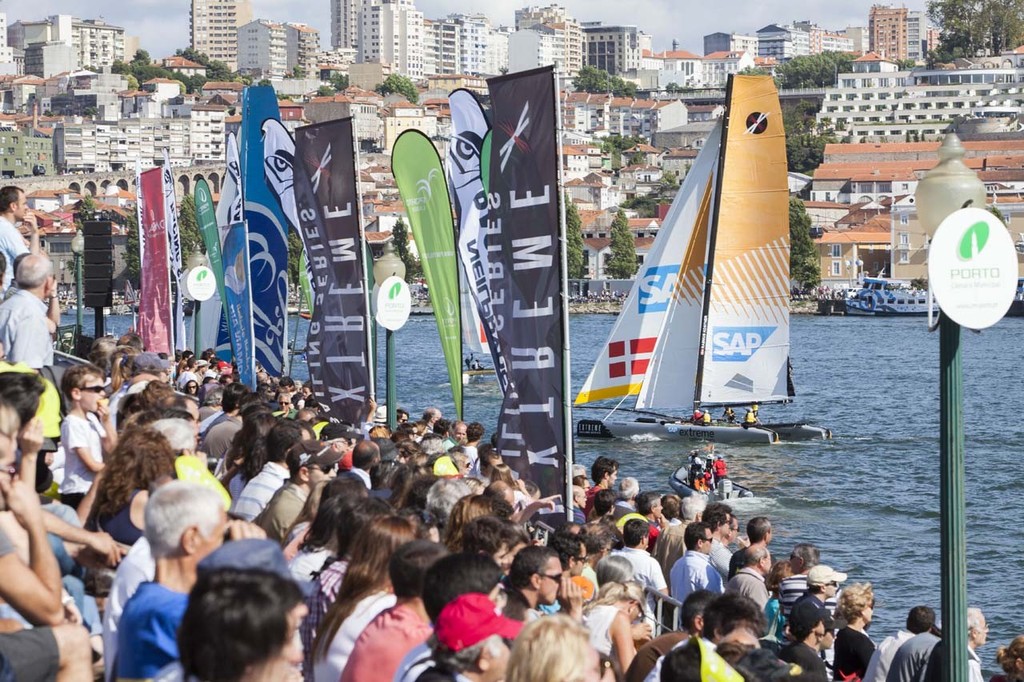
779, 600, 830, 681
256, 439, 341, 543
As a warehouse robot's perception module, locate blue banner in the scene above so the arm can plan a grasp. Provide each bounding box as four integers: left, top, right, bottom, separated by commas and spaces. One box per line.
240, 86, 290, 376
221, 223, 256, 389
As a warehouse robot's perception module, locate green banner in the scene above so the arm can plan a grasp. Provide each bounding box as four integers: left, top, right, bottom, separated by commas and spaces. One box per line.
391, 130, 463, 417
194, 179, 229, 351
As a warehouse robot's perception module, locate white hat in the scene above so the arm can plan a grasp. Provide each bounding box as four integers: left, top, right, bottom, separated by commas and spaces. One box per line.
373, 405, 387, 425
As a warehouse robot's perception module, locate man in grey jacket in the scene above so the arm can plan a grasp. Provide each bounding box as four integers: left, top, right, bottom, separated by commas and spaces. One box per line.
725, 545, 770, 609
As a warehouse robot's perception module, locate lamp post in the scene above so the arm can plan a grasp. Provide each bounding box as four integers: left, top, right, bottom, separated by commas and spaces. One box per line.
913, 132, 987, 682
186, 251, 207, 353
70, 229, 84, 336
372, 242, 406, 430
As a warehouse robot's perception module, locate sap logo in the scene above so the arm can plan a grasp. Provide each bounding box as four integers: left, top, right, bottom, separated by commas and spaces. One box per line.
637, 265, 680, 313
711, 326, 777, 362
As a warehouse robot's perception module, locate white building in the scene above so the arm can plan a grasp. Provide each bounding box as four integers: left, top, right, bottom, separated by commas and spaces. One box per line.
285, 23, 320, 76
842, 26, 869, 54
582, 22, 649, 76
515, 5, 584, 75
190, 0, 253, 71
331, 0, 359, 50
906, 11, 931, 64
485, 26, 510, 75
8, 15, 125, 70
358, 0, 424, 81
508, 25, 560, 73
756, 24, 810, 62
636, 49, 705, 89
702, 32, 758, 57
702, 51, 755, 87
237, 19, 288, 80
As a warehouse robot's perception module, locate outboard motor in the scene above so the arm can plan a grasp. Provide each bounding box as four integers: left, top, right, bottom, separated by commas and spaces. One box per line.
718, 479, 733, 497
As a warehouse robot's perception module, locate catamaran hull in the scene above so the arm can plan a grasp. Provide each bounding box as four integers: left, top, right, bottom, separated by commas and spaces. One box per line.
763, 422, 832, 441
668, 465, 755, 501
576, 418, 778, 444
461, 369, 493, 385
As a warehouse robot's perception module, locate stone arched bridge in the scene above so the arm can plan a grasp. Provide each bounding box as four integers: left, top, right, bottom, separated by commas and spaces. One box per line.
13, 162, 226, 199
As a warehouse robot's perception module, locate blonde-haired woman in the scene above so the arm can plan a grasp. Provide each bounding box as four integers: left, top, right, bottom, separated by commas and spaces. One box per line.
583, 581, 649, 672
506, 614, 604, 682
834, 582, 875, 681
993, 635, 1024, 682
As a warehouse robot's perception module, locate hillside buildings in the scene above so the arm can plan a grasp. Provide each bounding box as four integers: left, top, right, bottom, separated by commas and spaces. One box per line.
190, 0, 253, 70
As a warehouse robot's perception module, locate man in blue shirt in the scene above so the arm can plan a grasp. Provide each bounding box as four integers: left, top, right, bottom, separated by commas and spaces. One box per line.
116, 481, 227, 681
669, 521, 724, 602
0, 186, 39, 292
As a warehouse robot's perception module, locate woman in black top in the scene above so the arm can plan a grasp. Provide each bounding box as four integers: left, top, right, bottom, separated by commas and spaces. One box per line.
833, 582, 876, 681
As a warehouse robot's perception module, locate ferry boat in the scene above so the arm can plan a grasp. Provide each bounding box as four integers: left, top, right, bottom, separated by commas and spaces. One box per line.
845, 277, 929, 316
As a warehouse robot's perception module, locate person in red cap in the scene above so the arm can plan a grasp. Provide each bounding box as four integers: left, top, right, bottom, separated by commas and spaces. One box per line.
415, 593, 523, 682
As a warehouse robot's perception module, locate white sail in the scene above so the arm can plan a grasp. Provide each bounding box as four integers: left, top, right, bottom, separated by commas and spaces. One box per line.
575, 122, 723, 405
697, 76, 790, 406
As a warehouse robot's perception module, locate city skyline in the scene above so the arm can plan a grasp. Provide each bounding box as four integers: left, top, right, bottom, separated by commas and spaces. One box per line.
3, 0, 928, 65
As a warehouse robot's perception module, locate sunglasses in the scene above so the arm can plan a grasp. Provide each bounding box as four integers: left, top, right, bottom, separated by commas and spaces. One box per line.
79, 386, 106, 394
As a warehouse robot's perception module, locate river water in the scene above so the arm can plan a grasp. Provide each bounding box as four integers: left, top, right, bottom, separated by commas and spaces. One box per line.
71, 311, 1022, 672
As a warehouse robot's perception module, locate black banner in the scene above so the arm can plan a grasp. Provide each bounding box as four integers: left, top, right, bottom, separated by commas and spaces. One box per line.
293, 118, 374, 425
486, 66, 568, 511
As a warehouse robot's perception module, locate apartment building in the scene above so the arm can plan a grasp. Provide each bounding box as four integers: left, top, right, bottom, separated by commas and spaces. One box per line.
286, 24, 320, 76
634, 49, 705, 90
868, 4, 908, 61
358, 0, 424, 81
190, 0, 253, 71
515, 5, 584, 75
237, 19, 288, 79
756, 24, 811, 61
792, 21, 854, 55
582, 23, 650, 76
331, 0, 359, 50
9, 15, 124, 70
703, 32, 758, 57
702, 50, 755, 87
817, 50, 1024, 142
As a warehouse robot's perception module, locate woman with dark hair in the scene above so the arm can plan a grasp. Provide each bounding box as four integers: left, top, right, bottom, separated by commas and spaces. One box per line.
86, 427, 177, 545
182, 381, 199, 397
218, 410, 277, 499
288, 493, 348, 582
312, 515, 417, 682
175, 569, 306, 681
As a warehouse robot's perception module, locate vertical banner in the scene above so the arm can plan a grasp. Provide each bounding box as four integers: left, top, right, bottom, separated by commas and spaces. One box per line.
240, 87, 290, 376
487, 66, 569, 512
221, 223, 256, 389
194, 178, 229, 353
162, 151, 186, 351
213, 133, 242, 361
391, 130, 463, 418
134, 160, 145, 276
293, 118, 375, 425
138, 167, 172, 354
448, 89, 509, 393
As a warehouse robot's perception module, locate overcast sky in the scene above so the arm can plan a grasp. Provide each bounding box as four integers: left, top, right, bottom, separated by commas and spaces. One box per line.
1, 0, 929, 60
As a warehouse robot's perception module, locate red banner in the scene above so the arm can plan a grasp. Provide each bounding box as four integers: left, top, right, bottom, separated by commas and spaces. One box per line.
138, 167, 172, 354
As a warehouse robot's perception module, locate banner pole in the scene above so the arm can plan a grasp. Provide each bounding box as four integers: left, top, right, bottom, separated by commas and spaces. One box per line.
553, 66, 574, 521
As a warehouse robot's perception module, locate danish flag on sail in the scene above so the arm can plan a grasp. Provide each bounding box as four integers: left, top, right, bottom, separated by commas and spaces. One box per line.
608, 337, 657, 379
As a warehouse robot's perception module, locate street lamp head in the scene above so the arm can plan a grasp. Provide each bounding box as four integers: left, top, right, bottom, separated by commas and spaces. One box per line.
914, 133, 987, 238
70, 229, 84, 255
373, 241, 406, 284
187, 250, 207, 271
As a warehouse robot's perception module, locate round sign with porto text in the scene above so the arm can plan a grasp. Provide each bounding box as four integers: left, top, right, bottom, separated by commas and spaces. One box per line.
375, 276, 411, 331
928, 207, 1017, 329
185, 266, 216, 302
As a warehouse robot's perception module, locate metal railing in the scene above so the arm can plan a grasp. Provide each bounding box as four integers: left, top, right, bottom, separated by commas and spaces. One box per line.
644, 587, 683, 636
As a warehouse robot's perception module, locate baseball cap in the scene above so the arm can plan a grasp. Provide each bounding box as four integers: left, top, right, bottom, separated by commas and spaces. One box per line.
788, 601, 829, 634
287, 440, 343, 472
199, 539, 312, 596
320, 422, 361, 443
135, 352, 171, 375
434, 593, 523, 652
807, 565, 848, 587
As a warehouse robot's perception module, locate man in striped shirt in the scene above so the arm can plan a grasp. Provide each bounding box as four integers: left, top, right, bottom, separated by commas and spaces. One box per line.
779, 542, 821, 617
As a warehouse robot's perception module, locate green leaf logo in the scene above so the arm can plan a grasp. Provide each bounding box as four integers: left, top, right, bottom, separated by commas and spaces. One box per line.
958, 221, 989, 261
197, 269, 208, 281
388, 282, 402, 300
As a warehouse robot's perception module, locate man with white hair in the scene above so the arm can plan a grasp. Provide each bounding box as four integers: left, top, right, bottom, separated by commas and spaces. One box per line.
115, 482, 227, 680
613, 476, 639, 520
0, 253, 55, 368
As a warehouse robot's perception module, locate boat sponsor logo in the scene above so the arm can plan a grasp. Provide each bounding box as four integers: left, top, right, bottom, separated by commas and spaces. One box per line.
608, 337, 657, 379
724, 373, 754, 393
745, 112, 768, 135
957, 220, 989, 261
638, 264, 680, 313
711, 326, 776, 362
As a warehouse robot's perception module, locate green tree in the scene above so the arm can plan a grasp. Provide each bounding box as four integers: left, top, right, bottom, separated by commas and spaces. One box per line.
177, 195, 202, 257
565, 196, 586, 279
287, 230, 303, 288
738, 66, 771, 77
789, 198, 820, 288
291, 65, 306, 79
928, 0, 1024, 58
604, 210, 637, 279
376, 74, 419, 103
126, 74, 139, 90
257, 79, 272, 88
783, 99, 836, 174
317, 85, 334, 97
775, 52, 853, 89
330, 73, 349, 92
124, 212, 140, 283
620, 195, 658, 218
391, 218, 422, 278
572, 66, 637, 97
131, 49, 151, 67
74, 195, 97, 230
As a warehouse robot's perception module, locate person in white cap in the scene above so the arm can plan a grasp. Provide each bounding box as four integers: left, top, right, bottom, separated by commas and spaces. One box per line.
792, 564, 847, 612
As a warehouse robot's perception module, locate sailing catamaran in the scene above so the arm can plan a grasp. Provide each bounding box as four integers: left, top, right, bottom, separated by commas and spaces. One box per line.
575, 75, 830, 444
